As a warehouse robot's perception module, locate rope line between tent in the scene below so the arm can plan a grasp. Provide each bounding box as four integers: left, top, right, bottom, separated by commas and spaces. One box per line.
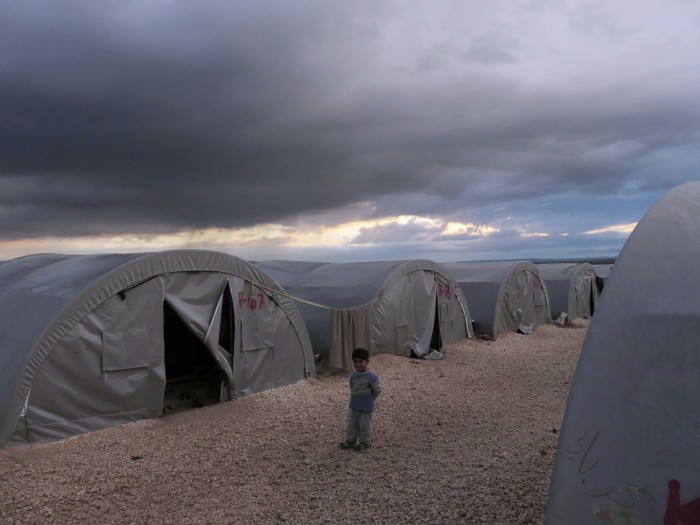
253, 283, 331, 310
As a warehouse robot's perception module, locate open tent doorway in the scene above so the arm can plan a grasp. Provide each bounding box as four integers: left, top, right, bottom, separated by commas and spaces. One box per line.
162, 300, 229, 414
590, 274, 604, 316
218, 282, 235, 355
428, 296, 443, 355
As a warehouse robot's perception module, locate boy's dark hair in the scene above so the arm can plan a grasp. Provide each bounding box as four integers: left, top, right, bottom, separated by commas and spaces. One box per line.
351, 347, 370, 361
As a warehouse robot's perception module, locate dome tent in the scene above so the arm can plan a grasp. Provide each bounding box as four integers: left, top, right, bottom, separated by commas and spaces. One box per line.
254, 259, 472, 371
535, 262, 601, 322
546, 182, 700, 524
0, 250, 314, 445
443, 261, 551, 339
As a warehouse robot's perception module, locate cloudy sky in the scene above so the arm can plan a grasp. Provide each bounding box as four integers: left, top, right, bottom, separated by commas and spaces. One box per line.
2, 1, 699, 262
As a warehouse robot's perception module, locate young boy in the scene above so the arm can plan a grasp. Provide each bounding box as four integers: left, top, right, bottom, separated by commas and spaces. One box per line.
339, 347, 382, 451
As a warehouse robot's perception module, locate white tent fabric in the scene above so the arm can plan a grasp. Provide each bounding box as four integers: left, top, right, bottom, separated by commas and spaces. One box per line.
0, 250, 314, 444
546, 182, 700, 524
254, 260, 472, 370
536, 263, 601, 322
443, 261, 551, 340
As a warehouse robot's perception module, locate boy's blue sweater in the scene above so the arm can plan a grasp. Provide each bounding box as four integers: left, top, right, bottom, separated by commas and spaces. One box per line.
348, 370, 381, 412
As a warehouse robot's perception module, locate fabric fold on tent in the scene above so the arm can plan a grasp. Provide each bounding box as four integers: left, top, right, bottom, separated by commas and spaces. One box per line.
203, 289, 234, 392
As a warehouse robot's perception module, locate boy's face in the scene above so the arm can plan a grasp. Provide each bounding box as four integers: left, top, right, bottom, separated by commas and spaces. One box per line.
353, 358, 369, 373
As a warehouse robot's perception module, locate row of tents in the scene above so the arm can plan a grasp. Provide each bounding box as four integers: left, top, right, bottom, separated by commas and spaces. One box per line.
0, 249, 608, 445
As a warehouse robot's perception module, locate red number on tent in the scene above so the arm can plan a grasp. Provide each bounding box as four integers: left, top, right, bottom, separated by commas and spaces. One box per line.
238, 292, 266, 310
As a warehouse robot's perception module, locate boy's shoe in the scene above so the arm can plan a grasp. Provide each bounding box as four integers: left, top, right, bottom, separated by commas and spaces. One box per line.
339, 441, 354, 449
355, 442, 370, 451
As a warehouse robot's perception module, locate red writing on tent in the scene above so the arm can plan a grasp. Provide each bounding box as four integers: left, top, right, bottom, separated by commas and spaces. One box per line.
238, 292, 266, 310
665, 479, 700, 525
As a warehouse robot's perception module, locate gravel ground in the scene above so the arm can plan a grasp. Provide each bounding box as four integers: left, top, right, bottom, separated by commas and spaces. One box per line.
0, 320, 588, 524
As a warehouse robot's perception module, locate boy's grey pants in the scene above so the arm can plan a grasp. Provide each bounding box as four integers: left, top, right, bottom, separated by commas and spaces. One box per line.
345, 407, 374, 444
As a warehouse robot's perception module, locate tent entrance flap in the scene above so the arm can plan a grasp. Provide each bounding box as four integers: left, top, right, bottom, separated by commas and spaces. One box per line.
429, 297, 443, 352
162, 301, 228, 414
394, 271, 439, 358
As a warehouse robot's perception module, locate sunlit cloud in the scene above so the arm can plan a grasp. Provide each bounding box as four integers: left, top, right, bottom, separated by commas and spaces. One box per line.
520, 232, 550, 238
0, 214, 513, 260
582, 223, 637, 235
0, 212, 634, 263
440, 222, 499, 237
351, 217, 503, 244
288, 216, 442, 247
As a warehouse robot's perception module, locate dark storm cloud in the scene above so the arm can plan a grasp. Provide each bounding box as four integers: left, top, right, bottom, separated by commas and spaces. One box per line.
1, 0, 700, 246
464, 33, 519, 64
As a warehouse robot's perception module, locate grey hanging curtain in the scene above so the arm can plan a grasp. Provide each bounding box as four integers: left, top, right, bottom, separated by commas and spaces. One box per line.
329, 305, 372, 370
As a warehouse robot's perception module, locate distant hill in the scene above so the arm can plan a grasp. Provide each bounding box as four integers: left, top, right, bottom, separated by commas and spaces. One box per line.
454, 257, 616, 265
527, 257, 616, 265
